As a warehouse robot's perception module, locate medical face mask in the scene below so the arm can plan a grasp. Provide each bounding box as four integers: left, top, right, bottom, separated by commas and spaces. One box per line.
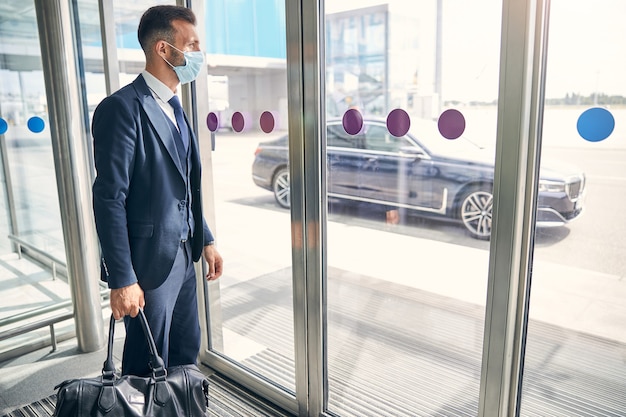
163, 41, 204, 84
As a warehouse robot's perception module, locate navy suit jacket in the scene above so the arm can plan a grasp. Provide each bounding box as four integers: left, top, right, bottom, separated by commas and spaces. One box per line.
92, 74, 213, 290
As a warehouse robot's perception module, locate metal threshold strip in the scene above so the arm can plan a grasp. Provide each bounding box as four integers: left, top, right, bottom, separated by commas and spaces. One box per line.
222, 267, 626, 417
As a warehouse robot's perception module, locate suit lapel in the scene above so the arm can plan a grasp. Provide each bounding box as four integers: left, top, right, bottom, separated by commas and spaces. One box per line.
185, 113, 201, 170
132, 76, 186, 178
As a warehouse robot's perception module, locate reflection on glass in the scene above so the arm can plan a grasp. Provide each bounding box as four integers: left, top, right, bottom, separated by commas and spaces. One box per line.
202, 0, 295, 393
324, 0, 500, 414
0, 1, 65, 260
520, 0, 626, 414
0, 0, 72, 331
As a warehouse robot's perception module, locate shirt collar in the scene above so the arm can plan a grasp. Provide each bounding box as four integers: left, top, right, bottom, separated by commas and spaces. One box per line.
141, 70, 177, 102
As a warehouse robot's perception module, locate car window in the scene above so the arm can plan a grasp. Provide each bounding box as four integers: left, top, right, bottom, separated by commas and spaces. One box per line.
327, 124, 362, 149
409, 119, 482, 155
363, 125, 414, 153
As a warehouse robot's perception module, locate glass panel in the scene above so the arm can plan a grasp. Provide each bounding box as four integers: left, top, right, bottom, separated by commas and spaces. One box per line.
75, 0, 172, 154
75, 0, 109, 126
324, 1, 503, 415
520, 0, 626, 414
204, 0, 294, 393
0, 1, 73, 337
0, 153, 9, 255
0, 1, 65, 260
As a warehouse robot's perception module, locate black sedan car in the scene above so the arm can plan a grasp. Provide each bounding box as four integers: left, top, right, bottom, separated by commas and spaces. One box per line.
252, 119, 585, 239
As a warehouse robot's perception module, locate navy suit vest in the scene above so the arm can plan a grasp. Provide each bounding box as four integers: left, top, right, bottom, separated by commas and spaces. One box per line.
168, 117, 194, 240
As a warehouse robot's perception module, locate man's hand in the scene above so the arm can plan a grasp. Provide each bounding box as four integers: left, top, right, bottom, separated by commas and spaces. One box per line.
203, 245, 223, 281
110, 283, 145, 320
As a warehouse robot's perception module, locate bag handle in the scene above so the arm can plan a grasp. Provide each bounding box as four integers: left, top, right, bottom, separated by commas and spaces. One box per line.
99, 308, 171, 412
102, 308, 165, 379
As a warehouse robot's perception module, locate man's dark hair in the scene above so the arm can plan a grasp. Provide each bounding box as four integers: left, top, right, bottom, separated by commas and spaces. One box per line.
137, 5, 196, 55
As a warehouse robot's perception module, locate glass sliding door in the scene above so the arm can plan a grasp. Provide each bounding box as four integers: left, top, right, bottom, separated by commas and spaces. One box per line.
0, 1, 65, 260
197, 0, 296, 411
75, 0, 173, 107
519, 0, 626, 414
0, 1, 70, 323
79, 0, 297, 411
324, 1, 503, 415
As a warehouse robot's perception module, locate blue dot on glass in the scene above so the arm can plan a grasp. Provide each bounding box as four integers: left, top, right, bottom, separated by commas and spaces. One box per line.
0, 118, 7, 135
27, 116, 45, 133
576, 107, 614, 142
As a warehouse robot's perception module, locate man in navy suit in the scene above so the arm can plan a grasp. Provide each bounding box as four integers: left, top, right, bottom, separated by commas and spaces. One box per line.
91, 5, 223, 376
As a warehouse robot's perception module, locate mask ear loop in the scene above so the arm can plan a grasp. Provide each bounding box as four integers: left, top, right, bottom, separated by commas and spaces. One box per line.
168, 41, 190, 66
159, 41, 184, 70
164, 41, 187, 55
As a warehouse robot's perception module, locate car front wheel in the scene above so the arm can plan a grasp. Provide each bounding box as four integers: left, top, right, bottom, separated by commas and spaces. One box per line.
273, 167, 290, 208
459, 187, 493, 239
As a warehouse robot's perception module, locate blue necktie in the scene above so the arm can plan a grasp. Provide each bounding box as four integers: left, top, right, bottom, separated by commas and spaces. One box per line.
168, 95, 189, 151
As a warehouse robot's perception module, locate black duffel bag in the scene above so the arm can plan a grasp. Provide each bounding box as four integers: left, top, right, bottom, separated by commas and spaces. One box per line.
53, 309, 209, 416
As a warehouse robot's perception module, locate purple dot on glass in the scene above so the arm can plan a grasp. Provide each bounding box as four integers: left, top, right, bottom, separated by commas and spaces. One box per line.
206, 112, 219, 132
438, 109, 466, 140
260, 111, 275, 133
231, 112, 245, 133
342, 108, 363, 135
386, 109, 410, 137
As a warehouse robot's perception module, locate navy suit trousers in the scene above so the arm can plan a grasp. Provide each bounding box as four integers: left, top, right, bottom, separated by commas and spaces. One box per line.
121, 240, 200, 376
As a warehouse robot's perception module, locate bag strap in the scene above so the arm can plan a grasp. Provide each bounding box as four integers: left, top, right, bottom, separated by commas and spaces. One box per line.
101, 314, 117, 380
134, 309, 171, 405
136, 309, 167, 379
98, 309, 172, 411
101, 308, 166, 380
99, 308, 172, 410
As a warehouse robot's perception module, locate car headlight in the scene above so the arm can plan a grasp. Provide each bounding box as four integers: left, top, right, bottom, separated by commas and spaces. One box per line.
538, 179, 566, 193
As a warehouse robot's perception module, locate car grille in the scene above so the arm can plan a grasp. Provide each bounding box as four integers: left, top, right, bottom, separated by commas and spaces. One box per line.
566, 175, 584, 201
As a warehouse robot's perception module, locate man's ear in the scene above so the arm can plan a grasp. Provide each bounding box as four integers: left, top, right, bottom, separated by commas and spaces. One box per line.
154, 40, 167, 58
